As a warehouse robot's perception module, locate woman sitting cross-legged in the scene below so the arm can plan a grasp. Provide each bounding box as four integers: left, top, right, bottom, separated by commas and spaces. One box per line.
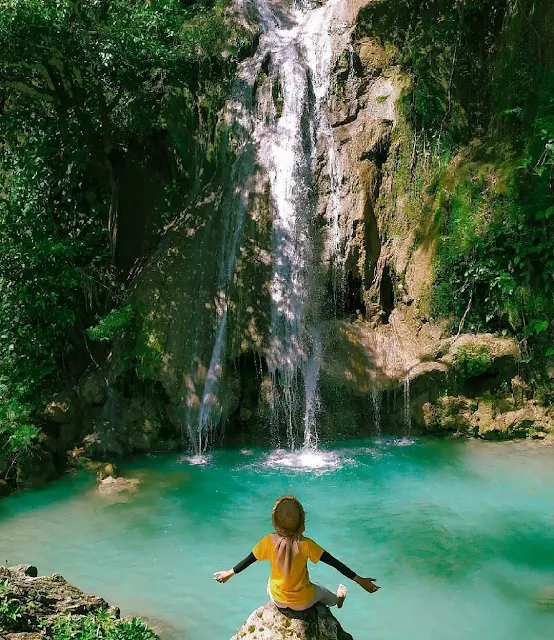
213, 495, 380, 611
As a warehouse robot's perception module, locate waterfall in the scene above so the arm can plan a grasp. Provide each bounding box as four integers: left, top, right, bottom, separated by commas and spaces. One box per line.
195, 175, 251, 451
403, 375, 412, 438
187, 30, 264, 452
191, 0, 349, 452
256, 0, 348, 449
371, 389, 382, 436
303, 325, 324, 449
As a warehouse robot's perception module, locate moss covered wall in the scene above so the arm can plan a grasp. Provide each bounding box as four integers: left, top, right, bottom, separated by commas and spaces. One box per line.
356, 0, 554, 394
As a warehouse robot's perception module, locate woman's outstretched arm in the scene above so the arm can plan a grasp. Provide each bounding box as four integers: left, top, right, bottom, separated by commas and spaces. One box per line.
214, 552, 257, 583
320, 551, 380, 594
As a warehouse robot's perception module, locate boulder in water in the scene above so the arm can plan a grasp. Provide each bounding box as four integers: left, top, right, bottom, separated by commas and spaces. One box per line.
97, 475, 141, 497
230, 602, 354, 640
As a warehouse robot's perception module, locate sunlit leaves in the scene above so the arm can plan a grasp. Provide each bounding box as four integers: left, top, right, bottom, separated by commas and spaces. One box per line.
0, 0, 239, 477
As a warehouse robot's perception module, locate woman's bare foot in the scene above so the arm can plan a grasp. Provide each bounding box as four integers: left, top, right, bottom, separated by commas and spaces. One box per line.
336, 584, 347, 608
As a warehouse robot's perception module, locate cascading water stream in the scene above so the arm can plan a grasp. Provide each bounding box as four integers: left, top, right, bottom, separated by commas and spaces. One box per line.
186, 27, 267, 452
371, 388, 382, 436
256, 0, 349, 450
403, 375, 412, 438
302, 325, 324, 449
192, 0, 350, 453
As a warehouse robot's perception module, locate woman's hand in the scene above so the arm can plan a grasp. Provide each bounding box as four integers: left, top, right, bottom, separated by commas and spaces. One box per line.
354, 576, 380, 593
213, 569, 235, 584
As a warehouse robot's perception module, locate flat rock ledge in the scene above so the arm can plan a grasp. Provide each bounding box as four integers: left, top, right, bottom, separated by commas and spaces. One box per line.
0, 564, 156, 639
230, 602, 354, 640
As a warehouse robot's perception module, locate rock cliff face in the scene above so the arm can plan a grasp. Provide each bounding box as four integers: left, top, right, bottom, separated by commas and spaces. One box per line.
109, 0, 444, 448
230, 602, 354, 640
45, 0, 552, 461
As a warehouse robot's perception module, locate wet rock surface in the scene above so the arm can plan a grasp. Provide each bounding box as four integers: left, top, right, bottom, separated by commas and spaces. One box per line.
97, 475, 141, 497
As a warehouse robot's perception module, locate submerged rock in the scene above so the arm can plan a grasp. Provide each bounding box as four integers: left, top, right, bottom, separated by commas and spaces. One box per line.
230, 602, 354, 640
97, 475, 141, 497
535, 585, 554, 611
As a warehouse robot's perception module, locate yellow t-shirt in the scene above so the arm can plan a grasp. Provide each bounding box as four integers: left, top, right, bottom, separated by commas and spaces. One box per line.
252, 534, 324, 607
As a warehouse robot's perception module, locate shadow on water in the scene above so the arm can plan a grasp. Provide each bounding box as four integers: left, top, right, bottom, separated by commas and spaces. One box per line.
349, 497, 554, 580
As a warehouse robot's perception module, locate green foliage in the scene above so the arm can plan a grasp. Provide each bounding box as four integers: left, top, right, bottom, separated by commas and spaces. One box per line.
88, 305, 135, 343
0, 599, 23, 629
0, 579, 30, 631
362, 0, 554, 375
0, 578, 156, 640
0, 0, 246, 483
0, 399, 40, 475
452, 345, 493, 379
134, 327, 165, 380
46, 610, 157, 640
432, 62, 554, 344
357, 0, 507, 149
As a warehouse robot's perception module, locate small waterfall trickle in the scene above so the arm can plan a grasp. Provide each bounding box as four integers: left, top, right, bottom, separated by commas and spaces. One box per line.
390, 314, 414, 441
403, 375, 412, 438
188, 160, 253, 452
303, 326, 324, 449
187, 31, 265, 452
371, 388, 382, 436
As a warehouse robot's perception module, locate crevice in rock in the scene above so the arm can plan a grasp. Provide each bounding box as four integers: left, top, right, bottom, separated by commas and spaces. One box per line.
344, 270, 367, 317
361, 122, 392, 203
360, 125, 391, 168
379, 264, 395, 323
253, 53, 271, 104
272, 77, 284, 119
224, 351, 266, 443
363, 200, 381, 286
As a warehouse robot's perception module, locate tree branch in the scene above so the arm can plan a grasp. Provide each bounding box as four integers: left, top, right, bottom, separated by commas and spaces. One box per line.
107, 86, 124, 112
453, 292, 473, 343
5, 82, 54, 101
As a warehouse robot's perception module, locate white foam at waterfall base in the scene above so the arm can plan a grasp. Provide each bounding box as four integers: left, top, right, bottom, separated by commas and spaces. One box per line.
178, 453, 213, 466
394, 437, 415, 447
263, 447, 345, 473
